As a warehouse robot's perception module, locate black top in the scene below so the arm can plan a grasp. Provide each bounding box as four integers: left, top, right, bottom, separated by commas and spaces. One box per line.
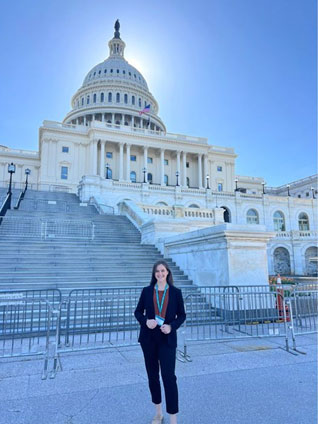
134, 284, 186, 348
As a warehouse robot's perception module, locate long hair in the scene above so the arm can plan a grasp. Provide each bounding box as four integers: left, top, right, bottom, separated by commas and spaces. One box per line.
150, 260, 174, 286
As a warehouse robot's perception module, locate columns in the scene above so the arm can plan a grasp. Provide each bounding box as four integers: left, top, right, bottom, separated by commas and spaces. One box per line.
90, 139, 97, 175
198, 154, 203, 188
176, 151, 181, 185
160, 149, 165, 185
144, 146, 148, 182
119, 143, 124, 181
102, 114, 105, 123
100, 141, 105, 178
112, 114, 115, 125
132, 116, 135, 127
126, 144, 131, 181
182, 152, 187, 186
204, 155, 208, 188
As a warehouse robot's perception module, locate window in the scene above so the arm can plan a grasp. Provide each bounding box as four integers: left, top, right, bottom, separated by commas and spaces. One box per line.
124, 94, 128, 104
164, 175, 168, 185
186, 162, 189, 168
298, 213, 309, 231
218, 183, 223, 192
186, 177, 190, 186
123, 70, 125, 74
116, 93, 120, 103
108, 92, 112, 102
139, 98, 141, 107
87, 96, 90, 104
130, 155, 137, 162
104, 69, 107, 73
62, 146, 69, 153
247, 209, 259, 224
306, 192, 309, 197
100, 93, 104, 102
217, 166, 223, 172
81, 97, 84, 106
117, 69, 119, 74
298, 195, 301, 198
132, 96, 135, 105
61, 166, 68, 180
98, 70, 101, 74
147, 173, 153, 183
130, 171, 136, 183
147, 157, 153, 164
93, 94, 97, 103
273, 211, 285, 231
110, 69, 113, 73
164, 159, 168, 165
106, 152, 113, 159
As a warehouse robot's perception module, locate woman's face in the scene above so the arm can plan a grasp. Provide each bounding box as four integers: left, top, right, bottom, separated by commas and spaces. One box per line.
155, 264, 169, 284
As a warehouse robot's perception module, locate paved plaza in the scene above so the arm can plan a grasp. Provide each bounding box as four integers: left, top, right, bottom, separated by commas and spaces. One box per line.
0, 334, 316, 424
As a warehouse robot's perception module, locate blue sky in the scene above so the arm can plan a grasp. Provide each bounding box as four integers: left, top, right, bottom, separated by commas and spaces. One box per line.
0, 0, 316, 186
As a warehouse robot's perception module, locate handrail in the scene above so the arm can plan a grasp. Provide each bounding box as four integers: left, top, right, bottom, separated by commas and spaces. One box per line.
0, 193, 11, 225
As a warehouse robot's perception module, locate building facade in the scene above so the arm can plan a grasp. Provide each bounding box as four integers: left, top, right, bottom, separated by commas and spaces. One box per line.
0, 22, 317, 278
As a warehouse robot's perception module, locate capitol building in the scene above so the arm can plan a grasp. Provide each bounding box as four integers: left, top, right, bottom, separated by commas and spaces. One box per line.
0, 21, 317, 283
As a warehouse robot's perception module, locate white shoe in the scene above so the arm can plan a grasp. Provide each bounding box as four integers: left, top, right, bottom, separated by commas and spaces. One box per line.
151, 415, 164, 424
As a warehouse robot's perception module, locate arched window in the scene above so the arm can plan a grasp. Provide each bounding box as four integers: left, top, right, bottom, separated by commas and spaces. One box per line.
108, 92, 112, 102
93, 93, 96, 103
116, 93, 120, 103
139, 98, 142, 107
86, 95, 90, 105
246, 209, 259, 224
298, 213, 310, 231
100, 93, 104, 102
186, 177, 190, 187
132, 96, 135, 105
147, 173, 153, 183
124, 94, 128, 104
164, 175, 168, 185
81, 97, 84, 106
130, 171, 136, 183
189, 204, 199, 208
273, 211, 285, 231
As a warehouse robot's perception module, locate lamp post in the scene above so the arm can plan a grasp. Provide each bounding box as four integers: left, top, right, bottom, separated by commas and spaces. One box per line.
142, 167, 147, 183
262, 181, 266, 195
106, 163, 110, 179
287, 184, 290, 197
206, 174, 210, 189
311, 187, 316, 199
234, 178, 238, 192
176, 171, 180, 187
7, 163, 16, 209
25, 168, 31, 191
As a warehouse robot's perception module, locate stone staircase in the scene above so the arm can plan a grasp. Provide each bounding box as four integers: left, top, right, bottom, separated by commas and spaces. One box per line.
0, 189, 194, 296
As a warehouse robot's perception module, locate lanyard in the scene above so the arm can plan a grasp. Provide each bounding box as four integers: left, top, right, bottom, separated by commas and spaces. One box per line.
155, 283, 168, 315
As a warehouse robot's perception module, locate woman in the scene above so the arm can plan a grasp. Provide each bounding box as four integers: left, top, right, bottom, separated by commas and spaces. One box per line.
135, 260, 186, 424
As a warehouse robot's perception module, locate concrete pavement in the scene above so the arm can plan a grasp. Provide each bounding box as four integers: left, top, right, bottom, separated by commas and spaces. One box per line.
0, 334, 316, 424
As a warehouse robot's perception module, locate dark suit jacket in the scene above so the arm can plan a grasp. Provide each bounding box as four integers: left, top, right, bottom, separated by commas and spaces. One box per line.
134, 284, 186, 348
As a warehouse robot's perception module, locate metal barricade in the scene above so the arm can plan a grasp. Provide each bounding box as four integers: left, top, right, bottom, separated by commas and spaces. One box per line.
55, 287, 143, 361
182, 288, 290, 359
287, 290, 318, 352
0, 291, 61, 379
0, 216, 95, 240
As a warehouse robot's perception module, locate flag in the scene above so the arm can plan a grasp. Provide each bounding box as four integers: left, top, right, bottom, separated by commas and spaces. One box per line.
139, 104, 151, 115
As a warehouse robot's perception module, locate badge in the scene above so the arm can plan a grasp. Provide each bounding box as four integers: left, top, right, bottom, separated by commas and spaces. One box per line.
155, 315, 165, 326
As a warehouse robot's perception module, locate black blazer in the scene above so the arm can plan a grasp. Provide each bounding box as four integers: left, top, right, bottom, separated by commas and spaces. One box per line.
134, 284, 186, 348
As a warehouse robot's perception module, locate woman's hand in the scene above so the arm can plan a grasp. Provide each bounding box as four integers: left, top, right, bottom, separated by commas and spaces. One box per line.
160, 324, 171, 334
146, 319, 158, 329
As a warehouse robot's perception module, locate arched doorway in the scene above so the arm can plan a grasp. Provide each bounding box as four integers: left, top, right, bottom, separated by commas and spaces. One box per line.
220, 206, 231, 223
273, 247, 291, 275
305, 247, 318, 276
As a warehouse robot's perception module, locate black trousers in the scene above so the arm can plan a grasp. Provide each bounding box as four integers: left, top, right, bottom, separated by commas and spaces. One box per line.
141, 334, 178, 414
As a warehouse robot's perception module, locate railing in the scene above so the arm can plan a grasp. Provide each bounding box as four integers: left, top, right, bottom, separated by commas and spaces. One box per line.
17, 198, 92, 213
0, 217, 95, 240
276, 230, 318, 239
1, 286, 316, 378
0, 181, 72, 193
0, 193, 11, 224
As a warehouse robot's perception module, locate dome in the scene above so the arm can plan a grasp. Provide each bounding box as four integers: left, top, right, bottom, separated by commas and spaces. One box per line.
82, 58, 149, 91
63, 20, 165, 133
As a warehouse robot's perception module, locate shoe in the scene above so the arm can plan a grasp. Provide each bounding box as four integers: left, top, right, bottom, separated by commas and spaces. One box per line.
151, 415, 164, 424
